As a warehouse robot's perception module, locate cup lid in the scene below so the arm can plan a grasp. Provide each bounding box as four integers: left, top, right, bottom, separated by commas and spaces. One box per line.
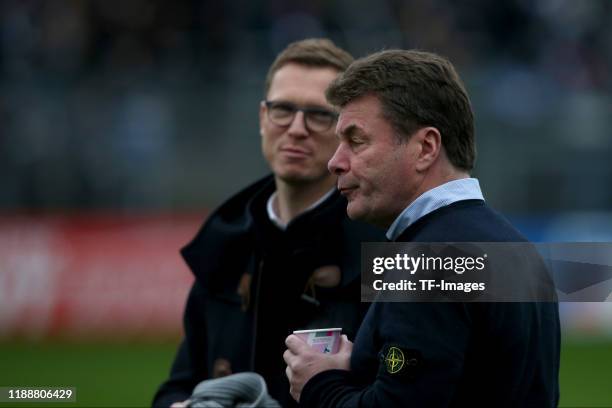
293, 328, 342, 334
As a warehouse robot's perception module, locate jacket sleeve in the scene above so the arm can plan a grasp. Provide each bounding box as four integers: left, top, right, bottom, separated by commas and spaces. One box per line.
299, 302, 473, 408
152, 280, 209, 407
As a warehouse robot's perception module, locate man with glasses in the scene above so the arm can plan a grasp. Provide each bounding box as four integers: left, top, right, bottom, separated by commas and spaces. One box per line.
153, 39, 382, 407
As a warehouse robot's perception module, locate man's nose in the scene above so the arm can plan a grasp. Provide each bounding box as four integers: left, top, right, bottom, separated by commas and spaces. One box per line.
287, 111, 308, 137
328, 144, 348, 175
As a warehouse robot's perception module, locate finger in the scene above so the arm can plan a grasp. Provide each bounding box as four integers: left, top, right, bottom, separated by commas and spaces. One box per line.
285, 365, 293, 382
289, 385, 301, 402
290, 386, 299, 402
339, 334, 353, 353
285, 334, 310, 353
283, 348, 295, 365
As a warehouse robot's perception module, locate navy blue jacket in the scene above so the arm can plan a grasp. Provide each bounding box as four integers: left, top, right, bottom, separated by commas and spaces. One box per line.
152, 176, 383, 407
300, 200, 560, 407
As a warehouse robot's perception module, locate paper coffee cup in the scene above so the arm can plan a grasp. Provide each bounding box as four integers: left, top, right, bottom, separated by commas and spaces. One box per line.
293, 328, 342, 354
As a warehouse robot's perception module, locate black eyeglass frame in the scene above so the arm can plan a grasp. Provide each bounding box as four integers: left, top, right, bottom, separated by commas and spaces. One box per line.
263, 100, 339, 133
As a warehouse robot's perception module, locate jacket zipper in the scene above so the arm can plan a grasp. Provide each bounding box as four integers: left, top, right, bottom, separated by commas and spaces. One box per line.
249, 258, 264, 371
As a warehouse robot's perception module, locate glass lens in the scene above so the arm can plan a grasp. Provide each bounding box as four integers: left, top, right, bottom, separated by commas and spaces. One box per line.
305, 110, 336, 132
265, 101, 337, 132
268, 103, 296, 126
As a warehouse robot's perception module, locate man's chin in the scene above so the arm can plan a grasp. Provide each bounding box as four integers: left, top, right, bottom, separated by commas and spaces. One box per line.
276, 173, 322, 187
275, 168, 331, 186
347, 203, 388, 228
346, 202, 364, 221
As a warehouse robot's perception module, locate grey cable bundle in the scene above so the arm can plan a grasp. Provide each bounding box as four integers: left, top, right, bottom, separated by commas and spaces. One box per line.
187, 372, 281, 408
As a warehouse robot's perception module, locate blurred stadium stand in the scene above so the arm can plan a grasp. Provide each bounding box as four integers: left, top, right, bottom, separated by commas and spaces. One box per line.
0, 0, 610, 212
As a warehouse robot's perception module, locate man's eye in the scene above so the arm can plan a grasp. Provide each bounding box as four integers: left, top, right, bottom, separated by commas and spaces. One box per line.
308, 110, 335, 123
349, 137, 364, 147
271, 105, 295, 117
313, 110, 334, 118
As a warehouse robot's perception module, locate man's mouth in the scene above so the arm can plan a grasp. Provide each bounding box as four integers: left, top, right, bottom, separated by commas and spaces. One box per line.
280, 146, 311, 158
338, 186, 358, 197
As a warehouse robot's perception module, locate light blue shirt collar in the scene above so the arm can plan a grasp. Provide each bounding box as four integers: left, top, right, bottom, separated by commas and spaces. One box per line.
386, 178, 484, 241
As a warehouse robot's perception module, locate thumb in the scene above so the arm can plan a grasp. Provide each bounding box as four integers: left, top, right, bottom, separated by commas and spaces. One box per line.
338, 334, 353, 354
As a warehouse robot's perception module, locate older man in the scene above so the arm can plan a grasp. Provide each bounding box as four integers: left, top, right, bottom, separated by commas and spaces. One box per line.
284, 50, 560, 407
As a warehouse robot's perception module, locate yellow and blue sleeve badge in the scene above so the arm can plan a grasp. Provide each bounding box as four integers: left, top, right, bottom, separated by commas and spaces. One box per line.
379, 344, 423, 379
384, 346, 405, 374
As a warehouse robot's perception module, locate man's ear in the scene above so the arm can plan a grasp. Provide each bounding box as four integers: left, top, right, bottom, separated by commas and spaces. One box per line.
259, 101, 266, 136
415, 127, 442, 172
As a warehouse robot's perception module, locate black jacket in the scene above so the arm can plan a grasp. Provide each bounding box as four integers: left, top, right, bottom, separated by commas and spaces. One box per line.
300, 200, 560, 407
153, 176, 384, 407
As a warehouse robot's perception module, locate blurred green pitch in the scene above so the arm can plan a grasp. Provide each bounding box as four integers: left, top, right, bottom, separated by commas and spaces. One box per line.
0, 337, 611, 407
0, 340, 177, 407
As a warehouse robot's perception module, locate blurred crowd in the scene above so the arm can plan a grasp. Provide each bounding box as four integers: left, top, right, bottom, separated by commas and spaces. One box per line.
1, 0, 610, 212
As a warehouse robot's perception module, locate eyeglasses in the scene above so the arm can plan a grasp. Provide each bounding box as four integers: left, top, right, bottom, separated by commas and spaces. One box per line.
264, 100, 338, 133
